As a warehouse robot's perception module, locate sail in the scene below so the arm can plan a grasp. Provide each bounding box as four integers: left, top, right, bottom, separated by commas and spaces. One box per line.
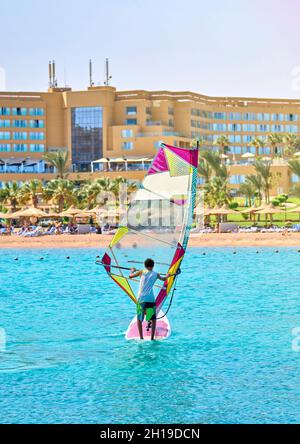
101, 143, 199, 313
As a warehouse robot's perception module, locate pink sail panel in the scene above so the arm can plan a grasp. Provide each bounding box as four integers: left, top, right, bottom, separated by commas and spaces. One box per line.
102, 253, 111, 273
148, 148, 169, 175
163, 144, 198, 168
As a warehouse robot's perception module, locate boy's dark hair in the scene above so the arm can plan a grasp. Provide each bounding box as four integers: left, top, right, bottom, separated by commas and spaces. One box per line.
144, 258, 155, 268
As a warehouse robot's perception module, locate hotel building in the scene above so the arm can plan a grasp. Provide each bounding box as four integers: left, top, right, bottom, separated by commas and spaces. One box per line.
1, 81, 300, 194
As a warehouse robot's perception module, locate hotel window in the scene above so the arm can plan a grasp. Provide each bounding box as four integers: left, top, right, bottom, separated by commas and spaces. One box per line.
292, 174, 299, 183
258, 146, 271, 155
287, 114, 298, 122
29, 119, 44, 128
0, 107, 10, 116
13, 120, 27, 128
168, 107, 174, 115
242, 124, 256, 132
30, 132, 45, 140
30, 144, 45, 152
213, 123, 227, 131
126, 118, 137, 125
0, 131, 10, 140
271, 124, 284, 132
13, 144, 27, 152
214, 112, 226, 120
71, 107, 103, 172
246, 146, 256, 154
228, 123, 241, 131
0, 120, 10, 128
0, 144, 11, 152
126, 106, 137, 115
229, 112, 241, 120
258, 124, 269, 132
243, 135, 253, 143
121, 129, 133, 138
229, 135, 241, 143
29, 108, 44, 116
146, 107, 151, 115
286, 124, 298, 133
169, 119, 174, 127
228, 146, 242, 154
154, 141, 163, 149
191, 120, 196, 128
244, 112, 256, 121
271, 113, 284, 121
13, 107, 27, 116
13, 132, 27, 140
230, 175, 246, 185
122, 141, 133, 150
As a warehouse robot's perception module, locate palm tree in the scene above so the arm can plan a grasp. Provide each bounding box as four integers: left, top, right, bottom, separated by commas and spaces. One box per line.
203, 176, 231, 208
288, 159, 300, 179
239, 182, 256, 207
43, 150, 70, 179
266, 133, 283, 157
19, 180, 43, 208
1, 182, 20, 212
43, 179, 76, 212
246, 174, 263, 206
253, 160, 273, 203
214, 135, 230, 155
283, 134, 299, 157
250, 137, 266, 157
198, 158, 212, 183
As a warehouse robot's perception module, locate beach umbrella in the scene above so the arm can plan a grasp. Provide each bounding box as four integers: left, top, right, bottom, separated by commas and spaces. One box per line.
293, 151, 300, 157
241, 152, 255, 159
255, 204, 285, 215
75, 212, 94, 219
60, 206, 83, 217
242, 205, 264, 214
255, 204, 285, 224
208, 205, 238, 216
17, 207, 48, 218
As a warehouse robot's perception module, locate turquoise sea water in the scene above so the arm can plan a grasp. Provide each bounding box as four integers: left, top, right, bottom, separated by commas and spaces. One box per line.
0, 247, 300, 424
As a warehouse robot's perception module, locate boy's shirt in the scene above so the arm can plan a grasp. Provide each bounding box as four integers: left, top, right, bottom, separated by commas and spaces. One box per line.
138, 270, 158, 303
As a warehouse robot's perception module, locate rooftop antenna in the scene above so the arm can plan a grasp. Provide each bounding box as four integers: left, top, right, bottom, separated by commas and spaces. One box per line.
48, 61, 53, 88
89, 59, 94, 87
52, 60, 58, 87
104, 58, 112, 86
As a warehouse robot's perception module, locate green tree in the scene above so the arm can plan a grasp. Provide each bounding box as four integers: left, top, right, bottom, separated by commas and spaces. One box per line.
289, 159, 300, 178
266, 133, 283, 157
43, 179, 76, 212
250, 137, 265, 157
214, 135, 230, 155
254, 160, 273, 203
1, 182, 20, 212
283, 134, 299, 157
19, 180, 43, 208
239, 182, 256, 206
246, 174, 263, 205
43, 150, 70, 179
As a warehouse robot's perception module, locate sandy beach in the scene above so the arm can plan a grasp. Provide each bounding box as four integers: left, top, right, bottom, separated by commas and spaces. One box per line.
0, 232, 300, 249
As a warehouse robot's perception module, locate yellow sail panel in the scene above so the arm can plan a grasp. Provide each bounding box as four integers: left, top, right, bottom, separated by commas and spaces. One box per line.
111, 274, 137, 304
166, 258, 183, 294
109, 227, 129, 247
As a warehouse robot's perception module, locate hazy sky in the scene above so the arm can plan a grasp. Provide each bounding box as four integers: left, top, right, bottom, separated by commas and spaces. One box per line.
1, 0, 300, 98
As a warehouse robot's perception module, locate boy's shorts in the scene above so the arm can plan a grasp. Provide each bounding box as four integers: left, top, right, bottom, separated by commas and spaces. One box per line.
137, 302, 156, 322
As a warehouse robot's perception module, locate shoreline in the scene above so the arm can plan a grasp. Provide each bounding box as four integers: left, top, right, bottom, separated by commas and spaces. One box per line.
0, 233, 300, 249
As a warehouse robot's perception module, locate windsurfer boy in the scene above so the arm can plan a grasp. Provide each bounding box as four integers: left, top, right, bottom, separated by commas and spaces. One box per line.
129, 258, 170, 340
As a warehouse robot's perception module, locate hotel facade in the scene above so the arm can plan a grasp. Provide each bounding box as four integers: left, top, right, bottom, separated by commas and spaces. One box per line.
1, 84, 300, 194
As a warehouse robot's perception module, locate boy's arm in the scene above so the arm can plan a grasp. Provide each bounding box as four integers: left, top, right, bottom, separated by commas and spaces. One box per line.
129, 269, 142, 279
157, 273, 171, 282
